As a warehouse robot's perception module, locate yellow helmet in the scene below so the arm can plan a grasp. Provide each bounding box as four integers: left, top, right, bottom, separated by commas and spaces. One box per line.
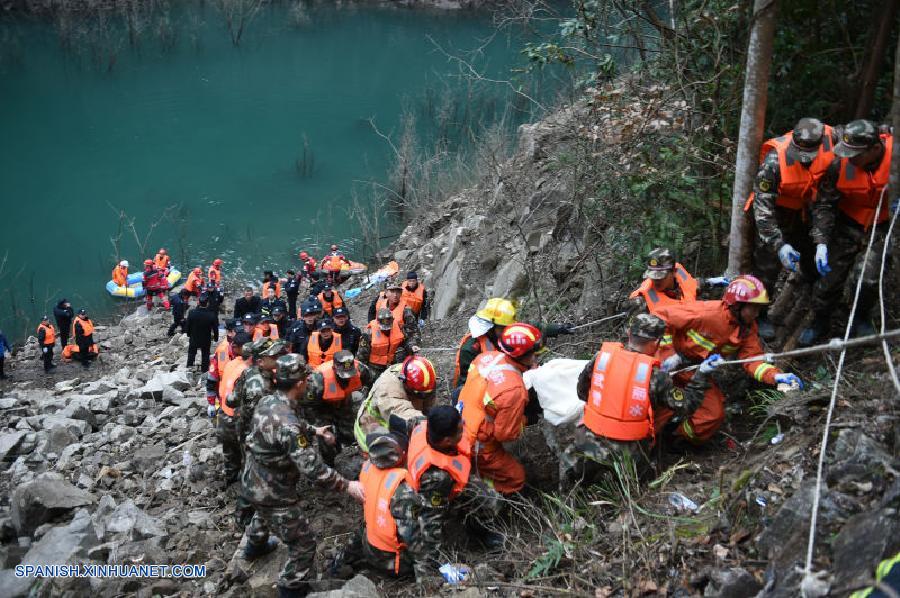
476, 298, 517, 326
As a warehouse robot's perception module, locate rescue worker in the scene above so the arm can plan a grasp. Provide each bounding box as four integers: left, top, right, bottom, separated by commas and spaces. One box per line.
240, 353, 363, 598
317, 284, 344, 316
207, 319, 238, 414
321, 244, 351, 285
0, 329, 10, 379
154, 248, 170, 271
204, 281, 223, 314
261, 271, 282, 299
185, 266, 204, 300
37, 316, 56, 372
53, 299, 73, 348
142, 259, 170, 311
298, 251, 317, 281
367, 281, 417, 339
400, 271, 428, 321
234, 287, 262, 320
208, 258, 224, 290
272, 306, 290, 338
253, 315, 280, 341
287, 302, 319, 354
168, 289, 191, 336
332, 307, 361, 355
358, 308, 415, 377
261, 286, 287, 317
303, 350, 376, 465
304, 319, 342, 368
628, 248, 729, 319
559, 314, 715, 488
228, 338, 289, 449
458, 323, 542, 495
284, 270, 302, 319
354, 355, 436, 452
215, 332, 252, 484
653, 276, 803, 444
241, 313, 258, 336
746, 118, 836, 339
73, 309, 97, 369
112, 260, 129, 287
186, 293, 218, 371
801, 119, 895, 345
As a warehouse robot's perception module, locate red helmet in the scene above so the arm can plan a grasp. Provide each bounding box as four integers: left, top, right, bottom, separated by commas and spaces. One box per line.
213, 259, 223, 266
299, 251, 309, 260
723, 275, 770, 306
158, 248, 166, 255
330, 244, 338, 251
144, 259, 154, 267
401, 355, 436, 394
498, 323, 543, 358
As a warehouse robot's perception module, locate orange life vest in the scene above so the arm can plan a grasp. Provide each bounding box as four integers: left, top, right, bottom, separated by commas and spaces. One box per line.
73, 318, 94, 338
400, 281, 424, 316
185, 271, 203, 293
262, 280, 281, 298
366, 320, 404, 367
452, 333, 494, 388
62, 343, 99, 360
836, 133, 892, 229
323, 254, 345, 272
628, 263, 699, 316
112, 266, 128, 287
360, 462, 409, 572
375, 294, 407, 323
317, 291, 344, 316
407, 422, 471, 499
219, 357, 247, 417
37, 323, 56, 345
582, 342, 656, 442
306, 332, 343, 368
316, 360, 362, 403
154, 254, 170, 270
207, 266, 222, 285
743, 127, 835, 212
252, 323, 279, 341
213, 338, 231, 377
459, 351, 526, 452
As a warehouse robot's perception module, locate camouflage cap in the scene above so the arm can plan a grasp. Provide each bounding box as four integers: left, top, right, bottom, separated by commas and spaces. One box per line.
376, 307, 394, 323
643, 248, 676, 280
333, 350, 358, 379
629, 313, 666, 340
788, 117, 825, 162
275, 353, 309, 385
384, 279, 403, 291
365, 432, 407, 469
834, 119, 880, 158
252, 337, 289, 359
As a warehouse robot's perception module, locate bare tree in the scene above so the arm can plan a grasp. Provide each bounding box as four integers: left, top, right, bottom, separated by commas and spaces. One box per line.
215, 0, 265, 47
726, 0, 778, 276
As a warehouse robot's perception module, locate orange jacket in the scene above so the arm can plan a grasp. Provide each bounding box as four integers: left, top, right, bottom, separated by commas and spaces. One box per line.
316, 360, 363, 403
459, 351, 529, 452
360, 462, 409, 572
654, 300, 781, 384
317, 291, 344, 316
366, 320, 405, 367
836, 133, 892, 228
212, 338, 232, 378
322, 253, 347, 272
37, 323, 56, 346
582, 342, 656, 441
306, 332, 343, 368
252, 323, 279, 341
452, 333, 494, 388
185, 271, 203, 293
73, 317, 94, 339
628, 263, 698, 316
154, 253, 170, 270
207, 266, 222, 285
219, 357, 247, 416
262, 280, 281, 298
400, 281, 425, 316
407, 422, 471, 499
112, 266, 128, 287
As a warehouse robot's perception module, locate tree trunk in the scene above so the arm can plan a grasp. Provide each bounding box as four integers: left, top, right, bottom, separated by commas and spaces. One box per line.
726, 0, 778, 277
854, 0, 899, 120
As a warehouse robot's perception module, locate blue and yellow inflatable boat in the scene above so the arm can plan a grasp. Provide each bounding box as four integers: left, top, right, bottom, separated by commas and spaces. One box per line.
106, 269, 182, 299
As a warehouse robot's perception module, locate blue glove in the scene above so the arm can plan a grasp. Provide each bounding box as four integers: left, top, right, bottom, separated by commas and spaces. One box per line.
698, 353, 723, 374
207, 405, 217, 418
661, 354, 683, 372
439, 563, 471, 584
706, 276, 730, 287
815, 244, 830, 276
778, 244, 801, 271
418, 319, 425, 330
774, 373, 804, 390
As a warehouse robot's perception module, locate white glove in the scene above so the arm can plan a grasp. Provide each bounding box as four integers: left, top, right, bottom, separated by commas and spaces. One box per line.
42, 347, 48, 354
207, 405, 217, 418
661, 354, 683, 372
698, 354, 723, 374
815, 244, 831, 276
418, 319, 425, 330
439, 563, 471, 584
346, 480, 365, 503
778, 244, 801, 271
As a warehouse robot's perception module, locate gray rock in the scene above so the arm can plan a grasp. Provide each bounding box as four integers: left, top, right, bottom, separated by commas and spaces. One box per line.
831, 508, 900, 590
136, 378, 164, 400
0, 398, 18, 410
697, 567, 761, 598
0, 432, 27, 462
81, 380, 117, 396
132, 444, 166, 471
152, 370, 192, 392
47, 426, 76, 455
307, 574, 380, 598
53, 378, 80, 394
39, 416, 91, 439
109, 425, 136, 443
10, 473, 96, 535
92, 497, 166, 541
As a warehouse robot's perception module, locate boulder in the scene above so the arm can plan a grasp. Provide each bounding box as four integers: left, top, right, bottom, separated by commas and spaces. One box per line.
0, 432, 27, 462
10, 473, 96, 535
307, 574, 380, 598
92, 497, 166, 541
40, 415, 91, 439
46, 426, 76, 455
53, 378, 80, 394
152, 370, 192, 392
81, 380, 117, 396
831, 508, 900, 590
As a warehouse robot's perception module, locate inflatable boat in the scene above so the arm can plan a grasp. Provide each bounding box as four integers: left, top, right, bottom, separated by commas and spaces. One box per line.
106, 269, 182, 299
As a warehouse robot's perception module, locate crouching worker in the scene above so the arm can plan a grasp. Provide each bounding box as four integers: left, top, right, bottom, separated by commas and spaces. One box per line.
240, 354, 364, 598
559, 314, 713, 489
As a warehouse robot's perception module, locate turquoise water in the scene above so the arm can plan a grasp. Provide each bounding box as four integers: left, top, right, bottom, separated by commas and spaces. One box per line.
0, 4, 561, 339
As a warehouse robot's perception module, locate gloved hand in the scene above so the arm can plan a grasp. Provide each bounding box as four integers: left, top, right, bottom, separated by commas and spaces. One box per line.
315, 425, 336, 446
346, 480, 365, 503
439, 563, 471, 584
558, 324, 574, 335
661, 354, 683, 372
698, 353, 723, 374
778, 244, 801, 271
774, 373, 804, 390
815, 244, 831, 276
42, 347, 48, 354
706, 276, 730, 287
418, 319, 425, 330
207, 405, 217, 418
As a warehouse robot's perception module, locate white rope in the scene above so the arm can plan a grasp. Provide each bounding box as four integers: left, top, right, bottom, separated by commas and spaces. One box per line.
568, 312, 628, 331
802, 185, 888, 594
877, 202, 900, 395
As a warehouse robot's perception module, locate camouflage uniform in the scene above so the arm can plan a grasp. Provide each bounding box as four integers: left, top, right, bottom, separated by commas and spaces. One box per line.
356, 325, 414, 378
241, 355, 350, 594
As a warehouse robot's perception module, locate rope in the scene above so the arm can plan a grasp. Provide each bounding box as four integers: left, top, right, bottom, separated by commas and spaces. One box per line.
878, 204, 900, 395
568, 312, 628, 331
802, 185, 888, 596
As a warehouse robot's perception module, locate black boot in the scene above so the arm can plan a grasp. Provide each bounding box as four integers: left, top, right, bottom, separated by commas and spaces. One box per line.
244, 538, 278, 560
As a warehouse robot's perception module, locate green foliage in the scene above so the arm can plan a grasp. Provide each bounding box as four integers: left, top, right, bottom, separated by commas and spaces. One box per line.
527, 536, 570, 579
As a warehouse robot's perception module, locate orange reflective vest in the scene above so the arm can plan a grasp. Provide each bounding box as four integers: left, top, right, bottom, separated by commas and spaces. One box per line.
459, 351, 526, 453
744, 127, 835, 212
316, 360, 363, 403
185, 271, 203, 293
375, 294, 407, 323
400, 281, 425, 316
307, 332, 342, 368
37, 323, 56, 346
323, 254, 345, 272
452, 333, 494, 388
836, 133, 892, 229
154, 254, 170, 270
207, 266, 222, 285
582, 342, 656, 441
366, 321, 404, 367
73, 318, 94, 338
112, 266, 128, 287
262, 280, 281, 298
628, 263, 698, 316
317, 291, 344, 316
360, 462, 409, 572
407, 422, 471, 499
219, 357, 247, 417
253, 323, 279, 341
213, 339, 231, 377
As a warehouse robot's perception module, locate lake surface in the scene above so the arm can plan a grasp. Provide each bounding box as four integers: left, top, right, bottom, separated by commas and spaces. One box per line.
0, 3, 562, 339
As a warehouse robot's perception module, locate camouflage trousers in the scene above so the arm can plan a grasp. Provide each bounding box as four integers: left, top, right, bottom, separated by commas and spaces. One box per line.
810, 216, 891, 321
559, 425, 653, 491
215, 414, 243, 479
751, 207, 817, 302
246, 503, 316, 591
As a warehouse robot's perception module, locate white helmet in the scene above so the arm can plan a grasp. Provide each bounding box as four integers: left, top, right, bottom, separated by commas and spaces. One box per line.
119, 260, 129, 268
